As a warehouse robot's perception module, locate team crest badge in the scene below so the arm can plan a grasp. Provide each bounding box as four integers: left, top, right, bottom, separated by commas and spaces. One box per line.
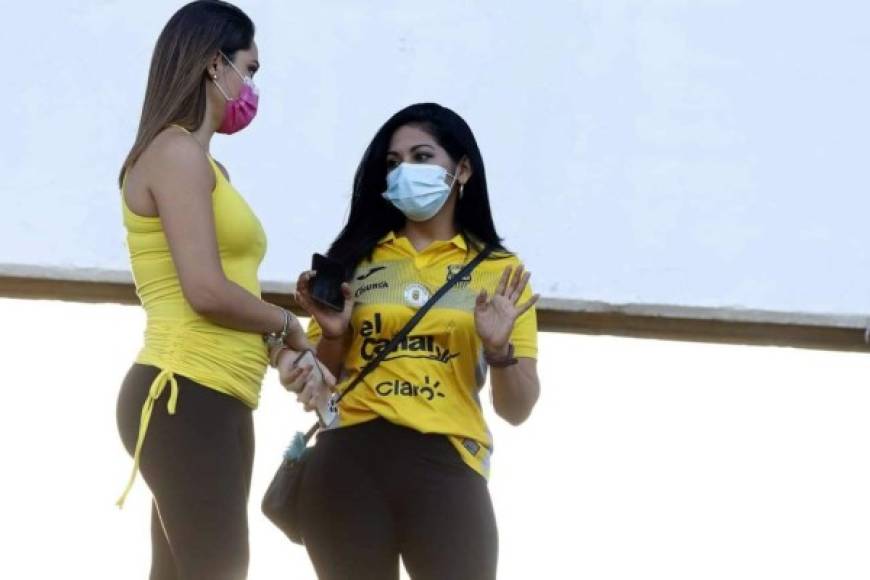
446, 264, 472, 286
403, 283, 430, 308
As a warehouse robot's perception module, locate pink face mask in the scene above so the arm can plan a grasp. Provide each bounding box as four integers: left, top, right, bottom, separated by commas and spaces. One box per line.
213, 52, 259, 135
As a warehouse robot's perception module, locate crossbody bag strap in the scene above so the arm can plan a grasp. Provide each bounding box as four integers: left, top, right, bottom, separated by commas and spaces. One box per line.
301, 243, 494, 443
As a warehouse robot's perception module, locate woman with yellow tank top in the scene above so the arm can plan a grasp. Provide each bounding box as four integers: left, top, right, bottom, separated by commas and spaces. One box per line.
115, 3, 333, 579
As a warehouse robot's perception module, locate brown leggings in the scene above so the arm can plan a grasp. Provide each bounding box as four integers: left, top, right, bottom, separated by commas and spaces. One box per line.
116, 364, 254, 580
299, 418, 499, 580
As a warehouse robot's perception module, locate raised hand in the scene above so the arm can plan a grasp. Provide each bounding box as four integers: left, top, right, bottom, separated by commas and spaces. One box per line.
474, 265, 539, 354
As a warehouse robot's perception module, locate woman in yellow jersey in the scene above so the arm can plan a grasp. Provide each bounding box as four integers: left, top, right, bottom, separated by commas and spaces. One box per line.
115, 2, 332, 579
283, 103, 542, 580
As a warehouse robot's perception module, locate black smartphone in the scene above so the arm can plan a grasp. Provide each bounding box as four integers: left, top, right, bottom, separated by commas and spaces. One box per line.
310, 253, 346, 312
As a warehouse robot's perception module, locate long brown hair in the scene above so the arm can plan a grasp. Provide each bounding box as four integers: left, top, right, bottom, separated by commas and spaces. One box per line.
118, 0, 254, 187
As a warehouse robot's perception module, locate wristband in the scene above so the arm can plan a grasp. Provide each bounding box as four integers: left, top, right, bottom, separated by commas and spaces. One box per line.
484, 342, 518, 368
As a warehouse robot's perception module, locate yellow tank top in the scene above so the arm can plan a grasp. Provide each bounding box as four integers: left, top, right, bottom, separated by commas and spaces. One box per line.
116, 144, 269, 507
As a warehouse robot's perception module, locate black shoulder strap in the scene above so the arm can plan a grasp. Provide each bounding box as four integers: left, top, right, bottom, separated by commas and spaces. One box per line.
302, 243, 494, 443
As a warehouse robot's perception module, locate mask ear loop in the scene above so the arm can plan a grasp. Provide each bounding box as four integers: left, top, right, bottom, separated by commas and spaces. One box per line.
212, 75, 231, 101
212, 51, 248, 101
219, 50, 248, 80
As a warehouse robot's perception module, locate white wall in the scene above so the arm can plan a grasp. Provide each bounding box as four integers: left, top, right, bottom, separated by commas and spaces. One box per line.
3, 0, 869, 319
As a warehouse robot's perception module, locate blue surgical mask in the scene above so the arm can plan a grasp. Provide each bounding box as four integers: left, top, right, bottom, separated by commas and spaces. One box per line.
382, 163, 459, 222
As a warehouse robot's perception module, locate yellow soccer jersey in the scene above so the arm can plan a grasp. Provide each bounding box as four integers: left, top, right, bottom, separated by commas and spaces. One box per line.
307, 231, 538, 478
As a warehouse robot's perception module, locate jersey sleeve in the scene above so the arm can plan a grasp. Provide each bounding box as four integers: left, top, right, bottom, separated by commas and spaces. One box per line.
511, 275, 538, 359
500, 254, 538, 359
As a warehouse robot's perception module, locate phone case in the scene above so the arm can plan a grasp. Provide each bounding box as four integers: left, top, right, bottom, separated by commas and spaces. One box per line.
311, 253, 345, 312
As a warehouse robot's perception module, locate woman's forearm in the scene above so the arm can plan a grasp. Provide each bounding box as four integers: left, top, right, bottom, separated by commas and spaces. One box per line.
490, 358, 540, 426
192, 278, 307, 346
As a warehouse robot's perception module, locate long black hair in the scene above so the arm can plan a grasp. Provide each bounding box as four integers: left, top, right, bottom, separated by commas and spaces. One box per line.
327, 103, 509, 275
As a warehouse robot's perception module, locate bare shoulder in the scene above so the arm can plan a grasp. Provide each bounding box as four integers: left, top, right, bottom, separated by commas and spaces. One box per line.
141, 127, 214, 193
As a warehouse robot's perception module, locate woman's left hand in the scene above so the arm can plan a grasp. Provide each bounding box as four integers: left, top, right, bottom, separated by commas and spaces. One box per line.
474, 265, 539, 354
